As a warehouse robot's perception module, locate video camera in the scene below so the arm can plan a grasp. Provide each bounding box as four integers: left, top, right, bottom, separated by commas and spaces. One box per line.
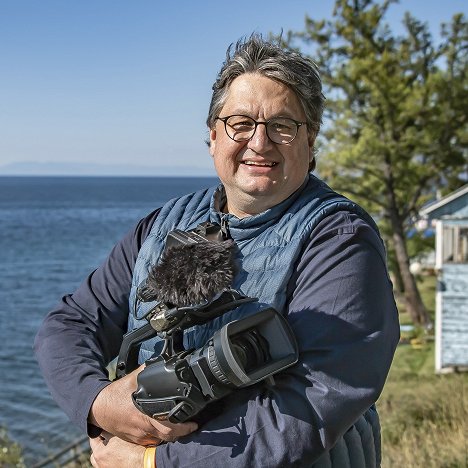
116, 222, 298, 423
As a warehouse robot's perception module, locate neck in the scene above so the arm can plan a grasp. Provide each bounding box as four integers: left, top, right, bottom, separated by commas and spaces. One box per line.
224, 195, 275, 219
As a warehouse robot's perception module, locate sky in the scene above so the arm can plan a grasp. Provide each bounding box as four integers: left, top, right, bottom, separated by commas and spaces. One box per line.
1, 0, 466, 176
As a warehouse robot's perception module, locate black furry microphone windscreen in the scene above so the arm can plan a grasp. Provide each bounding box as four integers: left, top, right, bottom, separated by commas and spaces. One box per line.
144, 240, 237, 307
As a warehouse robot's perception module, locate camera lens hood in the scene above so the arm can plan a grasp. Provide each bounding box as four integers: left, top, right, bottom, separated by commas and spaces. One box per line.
208, 308, 299, 388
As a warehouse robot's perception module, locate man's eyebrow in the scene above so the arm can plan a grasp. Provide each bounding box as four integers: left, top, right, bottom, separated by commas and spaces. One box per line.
222, 110, 298, 119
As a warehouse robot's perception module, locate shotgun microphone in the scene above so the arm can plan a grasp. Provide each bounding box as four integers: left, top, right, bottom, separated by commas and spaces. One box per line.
138, 237, 238, 308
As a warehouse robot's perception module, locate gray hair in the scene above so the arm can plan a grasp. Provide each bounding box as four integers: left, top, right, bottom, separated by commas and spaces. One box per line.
207, 34, 325, 140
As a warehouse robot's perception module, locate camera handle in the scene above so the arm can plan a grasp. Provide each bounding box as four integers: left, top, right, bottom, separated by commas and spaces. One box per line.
115, 323, 156, 379
115, 324, 184, 380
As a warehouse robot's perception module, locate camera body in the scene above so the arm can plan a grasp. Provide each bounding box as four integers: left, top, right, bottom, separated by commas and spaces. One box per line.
133, 306, 298, 423
117, 221, 299, 423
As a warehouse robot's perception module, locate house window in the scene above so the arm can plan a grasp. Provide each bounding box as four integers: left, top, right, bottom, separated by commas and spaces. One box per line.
442, 226, 468, 263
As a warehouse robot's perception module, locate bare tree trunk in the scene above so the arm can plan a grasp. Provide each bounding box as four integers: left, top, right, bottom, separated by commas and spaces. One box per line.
391, 215, 432, 327
390, 248, 405, 294
383, 157, 432, 327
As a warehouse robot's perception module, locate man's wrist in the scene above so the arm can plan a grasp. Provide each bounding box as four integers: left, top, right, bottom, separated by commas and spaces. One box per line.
87, 381, 113, 430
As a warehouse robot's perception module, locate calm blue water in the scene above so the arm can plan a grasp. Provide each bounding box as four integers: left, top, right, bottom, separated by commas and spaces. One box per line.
0, 176, 218, 464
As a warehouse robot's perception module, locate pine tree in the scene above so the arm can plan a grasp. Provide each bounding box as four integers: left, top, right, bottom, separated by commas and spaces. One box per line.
286, 0, 467, 325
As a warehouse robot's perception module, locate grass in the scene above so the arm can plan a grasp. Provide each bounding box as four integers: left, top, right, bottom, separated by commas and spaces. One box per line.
378, 274, 468, 467
379, 343, 468, 467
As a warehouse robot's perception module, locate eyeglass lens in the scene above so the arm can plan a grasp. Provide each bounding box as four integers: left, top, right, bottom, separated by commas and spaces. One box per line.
225, 115, 299, 144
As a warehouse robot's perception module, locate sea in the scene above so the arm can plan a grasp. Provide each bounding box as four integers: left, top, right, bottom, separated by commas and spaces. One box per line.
0, 175, 218, 465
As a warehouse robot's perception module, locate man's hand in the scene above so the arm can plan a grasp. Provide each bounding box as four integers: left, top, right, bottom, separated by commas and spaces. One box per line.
90, 432, 146, 468
88, 365, 198, 445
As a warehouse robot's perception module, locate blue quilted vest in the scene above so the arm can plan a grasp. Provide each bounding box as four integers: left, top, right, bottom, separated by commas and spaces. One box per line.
128, 174, 379, 358
128, 174, 382, 467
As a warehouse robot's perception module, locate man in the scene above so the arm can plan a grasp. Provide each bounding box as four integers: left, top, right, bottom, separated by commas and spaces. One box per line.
35, 35, 399, 467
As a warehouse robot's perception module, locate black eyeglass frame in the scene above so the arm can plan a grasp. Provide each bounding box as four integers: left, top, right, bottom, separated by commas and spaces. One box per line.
215, 114, 307, 145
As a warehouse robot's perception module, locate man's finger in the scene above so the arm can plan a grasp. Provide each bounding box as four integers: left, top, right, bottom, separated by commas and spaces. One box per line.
89, 435, 101, 452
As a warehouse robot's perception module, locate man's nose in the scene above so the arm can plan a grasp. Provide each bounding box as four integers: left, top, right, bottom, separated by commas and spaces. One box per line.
247, 122, 274, 152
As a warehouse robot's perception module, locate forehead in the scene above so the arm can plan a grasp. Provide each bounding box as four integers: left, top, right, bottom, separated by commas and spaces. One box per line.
222, 73, 305, 119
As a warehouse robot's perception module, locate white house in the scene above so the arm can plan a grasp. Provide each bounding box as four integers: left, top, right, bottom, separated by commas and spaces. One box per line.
420, 184, 468, 372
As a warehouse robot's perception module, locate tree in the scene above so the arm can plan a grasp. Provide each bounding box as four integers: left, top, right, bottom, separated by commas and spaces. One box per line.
285, 0, 467, 326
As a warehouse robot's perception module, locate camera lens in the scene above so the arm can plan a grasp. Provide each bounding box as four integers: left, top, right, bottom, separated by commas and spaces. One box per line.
230, 329, 270, 373
207, 328, 272, 386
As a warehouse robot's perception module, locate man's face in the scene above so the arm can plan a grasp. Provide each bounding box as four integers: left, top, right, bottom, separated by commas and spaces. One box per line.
209, 73, 315, 218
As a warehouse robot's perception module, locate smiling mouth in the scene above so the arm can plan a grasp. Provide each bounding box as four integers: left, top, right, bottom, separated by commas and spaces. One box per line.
242, 161, 278, 167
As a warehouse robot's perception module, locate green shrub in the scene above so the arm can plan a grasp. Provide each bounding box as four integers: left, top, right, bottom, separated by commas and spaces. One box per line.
0, 428, 24, 468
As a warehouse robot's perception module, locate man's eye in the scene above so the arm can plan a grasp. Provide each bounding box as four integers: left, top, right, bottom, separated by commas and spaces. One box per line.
231, 121, 254, 129
271, 123, 286, 131
271, 121, 293, 132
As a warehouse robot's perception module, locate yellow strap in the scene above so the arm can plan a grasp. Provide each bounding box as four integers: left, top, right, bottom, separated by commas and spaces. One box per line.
144, 446, 156, 468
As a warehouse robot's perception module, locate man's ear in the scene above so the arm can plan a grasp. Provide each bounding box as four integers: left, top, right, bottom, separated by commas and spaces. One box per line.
209, 128, 217, 157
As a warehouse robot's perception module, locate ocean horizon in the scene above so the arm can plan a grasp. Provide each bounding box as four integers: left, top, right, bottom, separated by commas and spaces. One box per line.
0, 161, 217, 177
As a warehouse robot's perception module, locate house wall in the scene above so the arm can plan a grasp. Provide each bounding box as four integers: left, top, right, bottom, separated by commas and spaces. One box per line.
435, 215, 468, 371
436, 263, 468, 371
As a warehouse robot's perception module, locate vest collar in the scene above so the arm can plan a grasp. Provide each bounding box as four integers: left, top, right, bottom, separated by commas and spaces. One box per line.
209, 175, 312, 242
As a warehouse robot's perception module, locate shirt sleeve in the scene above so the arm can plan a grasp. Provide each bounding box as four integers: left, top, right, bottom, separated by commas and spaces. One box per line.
33, 209, 160, 433
155, 211, 400, 467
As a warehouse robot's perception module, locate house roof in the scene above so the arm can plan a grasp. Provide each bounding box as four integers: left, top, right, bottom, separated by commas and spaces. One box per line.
420, 184, 468, 219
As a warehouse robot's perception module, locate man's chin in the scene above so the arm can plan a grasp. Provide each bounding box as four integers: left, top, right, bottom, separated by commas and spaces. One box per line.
237, 178, 279, 196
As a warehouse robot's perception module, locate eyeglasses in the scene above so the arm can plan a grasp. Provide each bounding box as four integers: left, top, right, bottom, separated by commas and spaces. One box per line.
215, 115, 306, 145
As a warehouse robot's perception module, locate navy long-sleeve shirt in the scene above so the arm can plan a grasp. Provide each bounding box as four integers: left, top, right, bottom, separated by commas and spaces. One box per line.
34, 208, 399, 467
